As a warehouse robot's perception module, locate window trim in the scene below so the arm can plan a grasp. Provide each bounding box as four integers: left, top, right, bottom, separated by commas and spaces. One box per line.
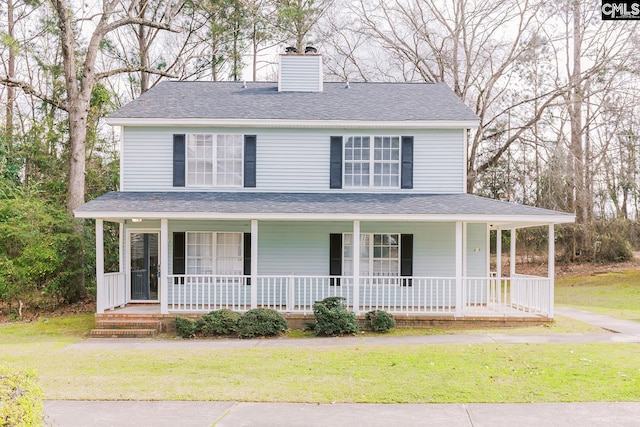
185, 231, 244, 276
185, 133, 244, 188
343, 135, 402, 189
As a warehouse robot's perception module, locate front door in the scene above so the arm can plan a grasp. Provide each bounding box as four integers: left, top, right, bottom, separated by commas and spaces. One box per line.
130, 232, 159, 301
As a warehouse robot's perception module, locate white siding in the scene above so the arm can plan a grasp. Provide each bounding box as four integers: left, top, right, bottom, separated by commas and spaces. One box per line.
258, 222, 350, 275
244, 220, 456, 276
122, 127, 465, 193
147, 220, 464, 276
122, 127, 174, 191
278, 55, 322, 92
466, 223, 487, 277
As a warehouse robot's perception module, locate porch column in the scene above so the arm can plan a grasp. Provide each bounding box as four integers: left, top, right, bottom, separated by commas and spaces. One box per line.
548, 224, 555, 318
251, 220, 258, 309
160, 219, 169, 314
510, 228, 516, 277
496, 228, 502, 281
455, 221, 463, 317
118, 223, 124, 273
353, 220, 360, 314
96, 219, 105, 314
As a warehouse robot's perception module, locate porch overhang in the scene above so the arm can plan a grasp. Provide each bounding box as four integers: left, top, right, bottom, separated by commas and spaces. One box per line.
75, 191, 575, 227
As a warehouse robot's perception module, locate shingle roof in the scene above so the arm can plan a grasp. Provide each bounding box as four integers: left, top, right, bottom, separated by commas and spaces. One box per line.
108, 81, 479, 122
75, 192, 573, 223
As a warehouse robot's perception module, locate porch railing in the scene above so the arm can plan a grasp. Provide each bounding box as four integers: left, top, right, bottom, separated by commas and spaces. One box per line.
168, 275, 251, 312
163, 274, 551, 316
103, 272, 126, 311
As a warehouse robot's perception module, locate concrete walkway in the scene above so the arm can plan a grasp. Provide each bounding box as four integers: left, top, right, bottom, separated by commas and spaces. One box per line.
45, 308, 640, 426
43, 401, 640, 427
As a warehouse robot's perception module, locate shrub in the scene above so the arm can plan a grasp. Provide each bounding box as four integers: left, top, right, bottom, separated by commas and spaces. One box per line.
0, 367, 44, 427
237, 308, 288, 338
0, 194, 84, 309
197, 309, 241, 336
596, 234, 633, 263
175, 317, 198, 338
312, 296, 358, 336
364, 310, 396, 333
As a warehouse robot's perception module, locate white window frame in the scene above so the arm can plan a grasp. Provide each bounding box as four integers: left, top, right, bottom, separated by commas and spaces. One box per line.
343, 233, 400, 277
186, 133, 243, 188
185, 232, 244, 277
343, 135, 401, 189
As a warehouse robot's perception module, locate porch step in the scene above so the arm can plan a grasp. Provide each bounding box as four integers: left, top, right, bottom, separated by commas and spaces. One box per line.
90, 328, 158, 338
94, 319, 162, 330
91, 315, 163, 338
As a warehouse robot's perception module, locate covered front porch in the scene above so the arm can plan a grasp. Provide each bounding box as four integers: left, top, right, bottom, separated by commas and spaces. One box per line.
94, 220, 556, 319
78, 192, 575, 321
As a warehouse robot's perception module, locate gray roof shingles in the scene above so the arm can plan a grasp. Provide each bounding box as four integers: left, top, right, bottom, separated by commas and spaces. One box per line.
108, 81, 479, 122
75, 192, 573, 219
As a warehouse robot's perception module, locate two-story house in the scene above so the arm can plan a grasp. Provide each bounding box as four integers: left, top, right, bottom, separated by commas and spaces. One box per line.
75, 53, 574, 331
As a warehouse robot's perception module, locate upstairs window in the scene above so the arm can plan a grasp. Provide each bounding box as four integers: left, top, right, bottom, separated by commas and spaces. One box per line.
344, 136, 401, 188
186, 134, 243, 187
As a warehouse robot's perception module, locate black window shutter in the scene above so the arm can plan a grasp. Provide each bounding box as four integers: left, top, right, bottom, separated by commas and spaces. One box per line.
401, 136, 414, 189
244, 233, 251, 285
400, 234, 413, 286
173, 134, 186, 187
244, 135, 257, 188
329, 233, 342, 286
173, 232, 186, 275
330, 136, 343, 189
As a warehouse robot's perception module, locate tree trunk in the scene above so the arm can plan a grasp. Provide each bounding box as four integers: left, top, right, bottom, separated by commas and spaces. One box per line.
66, 103, 89, 215
5, 0, 15, 149
569, 0, 586, 225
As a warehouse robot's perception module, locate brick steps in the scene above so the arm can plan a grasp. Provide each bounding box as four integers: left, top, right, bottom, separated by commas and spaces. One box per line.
90, 328, 159, 338
91, 315, 163, 338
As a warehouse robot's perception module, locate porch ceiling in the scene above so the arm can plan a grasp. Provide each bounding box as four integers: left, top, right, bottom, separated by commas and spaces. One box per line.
75, 192, 574, 226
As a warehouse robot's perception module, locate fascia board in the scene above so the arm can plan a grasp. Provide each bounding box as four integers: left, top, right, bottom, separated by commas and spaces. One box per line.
74, 210, 575, 225
104, 118, 480, 129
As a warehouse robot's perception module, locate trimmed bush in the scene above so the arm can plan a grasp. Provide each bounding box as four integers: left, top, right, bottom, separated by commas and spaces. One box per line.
0, 367, 43, 427
197, 309, 241, 336
237, 308, 288, 338
175, 317, 198, 338
364, 310, 396, 333
312, 296, 358, 336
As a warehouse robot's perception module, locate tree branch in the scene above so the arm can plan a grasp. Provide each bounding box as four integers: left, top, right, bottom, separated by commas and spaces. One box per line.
98, 16, 181, 39
95, 66, 178, 81
0, 78, 68, 111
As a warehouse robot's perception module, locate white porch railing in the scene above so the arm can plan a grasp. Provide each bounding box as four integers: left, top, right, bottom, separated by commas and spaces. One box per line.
359, 277, 456, 314
168, 275, 251, 312
103, 272, 126, 311
161, 274, 552, 316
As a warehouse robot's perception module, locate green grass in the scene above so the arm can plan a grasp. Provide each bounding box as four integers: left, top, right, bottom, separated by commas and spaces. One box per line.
0, 314, 93, 344
1, 339, 638, 402
556, 270, 640, 322
0, 313, 636, 403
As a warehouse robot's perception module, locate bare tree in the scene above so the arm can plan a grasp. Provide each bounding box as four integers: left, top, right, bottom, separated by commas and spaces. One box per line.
1, 0, 180, 214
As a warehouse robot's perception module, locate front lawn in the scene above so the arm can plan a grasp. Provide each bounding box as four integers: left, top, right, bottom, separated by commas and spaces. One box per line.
556, 270, 640, 322
0, 313, 638, 403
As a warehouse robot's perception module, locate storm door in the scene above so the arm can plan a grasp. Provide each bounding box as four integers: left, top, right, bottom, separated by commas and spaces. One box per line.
130, 232, 159, 301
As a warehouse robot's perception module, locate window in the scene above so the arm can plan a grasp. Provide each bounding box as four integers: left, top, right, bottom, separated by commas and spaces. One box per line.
186, 134, 243, 187
186, 232, 243, 276
343, 233, 400, 276
344, 136, 400, 188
